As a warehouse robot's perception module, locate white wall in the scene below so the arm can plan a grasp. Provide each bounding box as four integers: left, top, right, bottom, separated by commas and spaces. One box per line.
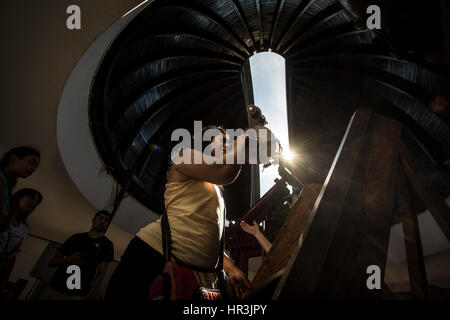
57, 0, 159, 235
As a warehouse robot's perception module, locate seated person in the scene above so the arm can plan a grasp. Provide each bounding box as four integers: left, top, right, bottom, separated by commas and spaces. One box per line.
0, 146, 40, 227
41, 210, 114, 300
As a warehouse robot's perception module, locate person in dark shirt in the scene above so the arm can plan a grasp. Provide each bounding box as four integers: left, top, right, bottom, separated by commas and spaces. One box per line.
43, 210, 114, 300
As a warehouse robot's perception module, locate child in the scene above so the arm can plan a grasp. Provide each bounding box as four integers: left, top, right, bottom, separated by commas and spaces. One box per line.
0, 188, 42, 294
0, 147, 40, 227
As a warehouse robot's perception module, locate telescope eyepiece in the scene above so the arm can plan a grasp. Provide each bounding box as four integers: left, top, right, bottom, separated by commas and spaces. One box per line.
247, 104, 262, 118
247, 104, 268, 125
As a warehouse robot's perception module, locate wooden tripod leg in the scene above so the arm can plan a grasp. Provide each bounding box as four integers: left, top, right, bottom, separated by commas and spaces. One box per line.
397, 161, 428, 299
247, 183, 322, 297
274, 109, 401, 299
381, 282, 394, 300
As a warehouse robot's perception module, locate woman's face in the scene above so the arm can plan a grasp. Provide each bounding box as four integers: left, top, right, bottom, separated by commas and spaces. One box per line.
12, 154, 40, 178
211, 132, 231, 155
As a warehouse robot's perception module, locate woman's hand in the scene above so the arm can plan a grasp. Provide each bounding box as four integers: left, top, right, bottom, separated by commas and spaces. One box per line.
240, 220, 273, 254
223, 255, 253, 300
240, 220, 260, 236
227, 267, 253, 300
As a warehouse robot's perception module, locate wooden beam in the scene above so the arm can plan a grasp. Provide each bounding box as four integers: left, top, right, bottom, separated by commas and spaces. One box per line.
274, 109, 401, 299
275, 0, 314, 51
397, 163, 428, 299
249, 184, 322, 295
400, 142, 450, 243
256, 0, 264, 49
230, 0, 257, 50
282, 8, 346, 55
269, 0, 286, 49
381, 282, 394, 300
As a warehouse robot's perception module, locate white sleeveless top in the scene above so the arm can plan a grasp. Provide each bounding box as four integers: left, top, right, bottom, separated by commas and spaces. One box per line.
137, 179, 225, 269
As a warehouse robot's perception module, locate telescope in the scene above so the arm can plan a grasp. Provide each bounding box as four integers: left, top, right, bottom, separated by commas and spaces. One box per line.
246, 104, 268, 126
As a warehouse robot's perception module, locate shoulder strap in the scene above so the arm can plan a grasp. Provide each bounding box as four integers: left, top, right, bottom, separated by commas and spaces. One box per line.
161, 209, 171, 261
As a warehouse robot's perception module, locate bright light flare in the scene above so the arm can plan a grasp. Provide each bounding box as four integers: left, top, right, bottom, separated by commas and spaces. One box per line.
282, 149, 294, 162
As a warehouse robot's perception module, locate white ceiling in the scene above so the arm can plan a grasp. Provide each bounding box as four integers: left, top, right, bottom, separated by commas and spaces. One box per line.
0, 0, 147, 259
57, 0, 158, 235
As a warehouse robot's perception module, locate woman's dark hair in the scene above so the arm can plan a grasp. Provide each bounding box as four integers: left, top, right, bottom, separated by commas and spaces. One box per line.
0, 146, 40, 190
191, 125, 226, 152
0, 146, 40, 169
10, 188, 43, 224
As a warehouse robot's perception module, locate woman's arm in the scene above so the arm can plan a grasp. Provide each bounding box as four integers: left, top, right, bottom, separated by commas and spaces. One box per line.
223, 255, 253, 300
174, 126, 275, 185
240, 221, 272, 253
174, 147, 242, 185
